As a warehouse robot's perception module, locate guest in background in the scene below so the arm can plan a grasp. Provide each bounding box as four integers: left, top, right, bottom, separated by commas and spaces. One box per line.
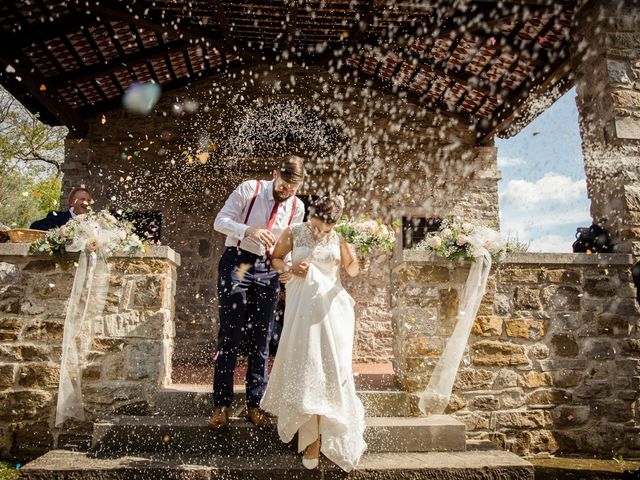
632, 261, 640, 306
0, 222, 9, 243
30, 187, 93, 231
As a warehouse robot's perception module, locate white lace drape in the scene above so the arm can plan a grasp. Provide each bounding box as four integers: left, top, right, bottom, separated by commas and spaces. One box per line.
419, 249, 492, 415
55, 251, 110, 426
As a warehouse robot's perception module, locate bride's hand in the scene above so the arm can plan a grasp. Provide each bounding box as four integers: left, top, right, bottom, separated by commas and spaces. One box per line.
279, 271, 293, 283
292, 260, 310, 277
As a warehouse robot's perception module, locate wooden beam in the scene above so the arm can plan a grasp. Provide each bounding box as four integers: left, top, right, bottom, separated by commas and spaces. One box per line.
471, 0, 575, 5
9, 10, 101, 48
49, 39, 190, 88
0, 29, 87, 137
346, 0, 377, 51
211, 0, 237, 53
32, 0, 109, 105
132, 26, 161, 84
76, 1, 231, 53
80, 24, 125, 95
476, 51, 572, 142
285, 0, 299, 51
469, 20, 527, 91
96, 0, 263, 61
349, 48, 495, 97
156, 32, 178, 82
103, 20, 139, 83
75, 60, 256, 118
6, 0, 94, 107
341, 69, 474, 124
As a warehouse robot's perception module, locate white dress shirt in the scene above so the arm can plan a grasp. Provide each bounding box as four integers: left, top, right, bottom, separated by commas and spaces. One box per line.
214, 179, 305, 256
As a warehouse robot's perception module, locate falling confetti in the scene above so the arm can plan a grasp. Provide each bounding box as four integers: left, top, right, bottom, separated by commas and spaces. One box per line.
196, 152, 209, 164
236, 263, 252, 280
122, 82, 161, 114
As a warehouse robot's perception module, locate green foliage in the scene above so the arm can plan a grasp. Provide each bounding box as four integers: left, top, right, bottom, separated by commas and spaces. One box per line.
334, 216, 399, 255
0, 462, 19, 480
505, 235, 531, 253
0, 87, 65, 228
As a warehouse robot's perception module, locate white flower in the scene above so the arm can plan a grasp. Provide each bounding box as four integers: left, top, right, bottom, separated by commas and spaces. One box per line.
441, 228, 453, 238
86, 238, 99, 253
429, 236, 442, 248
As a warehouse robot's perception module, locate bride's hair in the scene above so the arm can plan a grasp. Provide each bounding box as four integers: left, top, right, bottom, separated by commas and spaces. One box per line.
309, 196, 344, 224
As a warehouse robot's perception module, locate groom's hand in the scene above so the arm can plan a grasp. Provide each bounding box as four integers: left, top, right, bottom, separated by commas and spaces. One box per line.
245, 227, 276, 247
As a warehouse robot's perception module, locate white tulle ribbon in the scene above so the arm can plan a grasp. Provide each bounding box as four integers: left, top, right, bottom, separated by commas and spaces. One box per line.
418, 248, 493, 415
55, 251, 110, 426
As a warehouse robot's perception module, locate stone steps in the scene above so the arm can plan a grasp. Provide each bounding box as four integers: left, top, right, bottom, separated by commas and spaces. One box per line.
20, 442, 534, 480
155, 385, 416, 417
91, 415, 466, 456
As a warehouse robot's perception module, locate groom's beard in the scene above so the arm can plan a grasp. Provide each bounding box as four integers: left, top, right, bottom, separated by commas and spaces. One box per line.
273, 191, 292, 203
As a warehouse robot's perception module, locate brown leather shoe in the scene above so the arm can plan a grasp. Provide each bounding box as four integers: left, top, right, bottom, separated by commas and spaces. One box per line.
244, 407, 271, 428
208, 406, 229, 429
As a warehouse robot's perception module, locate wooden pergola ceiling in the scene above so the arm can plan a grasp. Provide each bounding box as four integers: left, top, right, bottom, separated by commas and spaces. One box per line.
0, 0, 578, 142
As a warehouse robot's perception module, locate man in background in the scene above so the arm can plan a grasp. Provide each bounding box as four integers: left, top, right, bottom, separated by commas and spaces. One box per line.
30, 187, 92, 231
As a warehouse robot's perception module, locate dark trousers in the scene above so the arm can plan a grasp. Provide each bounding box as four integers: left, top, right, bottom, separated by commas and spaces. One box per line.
213, 247, 280, 408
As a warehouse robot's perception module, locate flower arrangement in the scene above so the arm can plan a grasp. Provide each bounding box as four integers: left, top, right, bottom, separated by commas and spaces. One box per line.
334, 216, 400, 255
414, 216, 506, 263
30, 209, 146, 262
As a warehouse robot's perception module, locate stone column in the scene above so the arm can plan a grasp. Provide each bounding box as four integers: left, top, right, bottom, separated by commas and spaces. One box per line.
62, 139, 94, 199
572, 0, 640, 254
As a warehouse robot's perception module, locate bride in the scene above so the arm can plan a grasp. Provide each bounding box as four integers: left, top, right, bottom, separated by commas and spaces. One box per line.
260, 195, 367, 471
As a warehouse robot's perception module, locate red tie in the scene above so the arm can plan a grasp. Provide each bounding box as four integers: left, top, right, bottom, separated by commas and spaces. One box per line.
267, 202, 280, 231
265, 202, 280, 263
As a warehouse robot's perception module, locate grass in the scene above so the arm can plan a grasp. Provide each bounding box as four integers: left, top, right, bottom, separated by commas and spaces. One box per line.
0, 462, 19, 480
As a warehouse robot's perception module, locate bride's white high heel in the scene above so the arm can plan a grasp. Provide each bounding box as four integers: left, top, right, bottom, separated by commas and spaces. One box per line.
302, 437, 320, 470
302, 457, 319, 470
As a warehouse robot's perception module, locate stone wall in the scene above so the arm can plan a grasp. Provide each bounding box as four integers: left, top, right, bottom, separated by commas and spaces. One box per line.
393, 251, 640, 457
60, 64, 500, 369
0, 244, 179, 459
572, 0, 640, 254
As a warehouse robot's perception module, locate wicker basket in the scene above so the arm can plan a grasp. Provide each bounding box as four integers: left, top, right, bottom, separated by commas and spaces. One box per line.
7, 228, 46, 243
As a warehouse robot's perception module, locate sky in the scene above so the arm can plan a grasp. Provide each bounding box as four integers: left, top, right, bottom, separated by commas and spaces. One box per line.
496, 87, 591, 253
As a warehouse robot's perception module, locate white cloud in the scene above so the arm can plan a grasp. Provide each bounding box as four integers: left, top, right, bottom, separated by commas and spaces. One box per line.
527, 235, 574, 253
503, 208, 592, 234
501, 173, 587, 208
497, 156, 525, 168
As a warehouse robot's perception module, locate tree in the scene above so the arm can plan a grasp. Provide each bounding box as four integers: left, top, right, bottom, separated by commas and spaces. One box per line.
0, 86, 66, 227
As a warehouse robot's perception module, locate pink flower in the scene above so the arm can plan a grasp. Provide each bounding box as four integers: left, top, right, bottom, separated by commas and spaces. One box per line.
456, 235, 468, 246
429, 236, 442, 248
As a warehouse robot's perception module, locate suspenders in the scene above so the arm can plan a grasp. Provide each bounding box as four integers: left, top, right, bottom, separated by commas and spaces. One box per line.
237, 180, 298, 248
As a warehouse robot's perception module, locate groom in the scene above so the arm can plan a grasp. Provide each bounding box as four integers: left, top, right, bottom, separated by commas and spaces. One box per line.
209, 155, 306, 429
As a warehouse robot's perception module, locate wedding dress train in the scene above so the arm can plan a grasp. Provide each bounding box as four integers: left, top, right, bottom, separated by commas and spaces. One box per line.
261, 223, 366, 472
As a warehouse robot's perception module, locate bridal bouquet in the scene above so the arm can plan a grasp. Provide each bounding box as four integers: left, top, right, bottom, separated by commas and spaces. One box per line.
30, 209, 145, 261
414, 216, 506, 263
334, 216, 399, 255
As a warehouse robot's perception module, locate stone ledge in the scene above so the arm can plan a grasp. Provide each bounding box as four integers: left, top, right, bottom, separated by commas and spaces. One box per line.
0, 243, 181, 266
393, 250, 633, 271
20, 445, 533, 479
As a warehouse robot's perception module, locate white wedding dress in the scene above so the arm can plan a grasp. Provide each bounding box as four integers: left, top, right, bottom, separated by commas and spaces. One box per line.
261, 223, 367, 472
